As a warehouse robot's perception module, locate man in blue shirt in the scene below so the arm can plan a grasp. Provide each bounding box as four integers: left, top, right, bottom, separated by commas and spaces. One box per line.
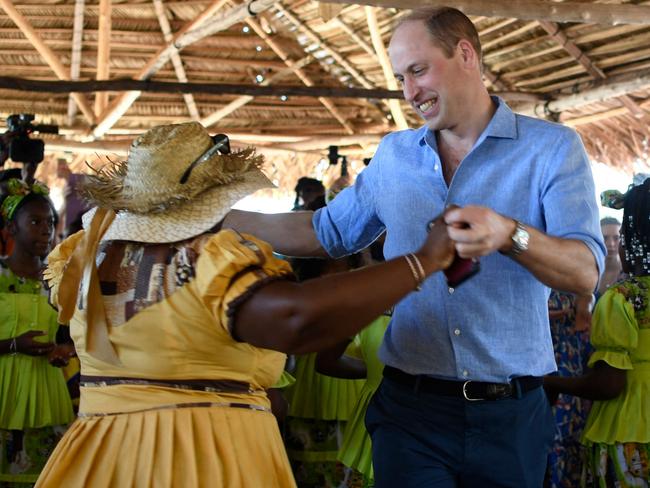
226, 7, 605, 487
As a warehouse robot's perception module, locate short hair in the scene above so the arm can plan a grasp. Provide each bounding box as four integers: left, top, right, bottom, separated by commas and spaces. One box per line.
396, 7, 482, 64
600, 216, 621, 226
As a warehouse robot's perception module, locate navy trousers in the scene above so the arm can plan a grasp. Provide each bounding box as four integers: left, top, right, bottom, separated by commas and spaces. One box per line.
365, 375, 555, 487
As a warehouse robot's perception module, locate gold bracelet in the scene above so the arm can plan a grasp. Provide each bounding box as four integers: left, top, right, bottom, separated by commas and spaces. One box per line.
404, 254, 423, 291
408, 253, 426, 283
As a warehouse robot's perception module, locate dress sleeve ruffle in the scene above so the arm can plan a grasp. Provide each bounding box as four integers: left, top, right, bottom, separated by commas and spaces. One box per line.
43, 230, 85, 311
194, 229, 294, 336
587, 288, 637, 370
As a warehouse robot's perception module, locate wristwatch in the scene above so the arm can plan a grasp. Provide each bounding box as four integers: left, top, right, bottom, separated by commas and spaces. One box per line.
507, 220, 529, 256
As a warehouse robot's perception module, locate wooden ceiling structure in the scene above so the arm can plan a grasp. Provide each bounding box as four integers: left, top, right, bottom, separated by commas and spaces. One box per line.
2, 0, 650, 187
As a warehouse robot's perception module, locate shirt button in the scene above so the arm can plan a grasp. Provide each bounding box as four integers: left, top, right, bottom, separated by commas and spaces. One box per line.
434, 164, 439, 171
462, 370, 469, 377
448, 287, 455, 294
454, 328, 461, 336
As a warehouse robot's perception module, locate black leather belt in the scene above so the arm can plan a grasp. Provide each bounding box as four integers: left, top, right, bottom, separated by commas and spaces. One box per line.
383, 366, 543, 401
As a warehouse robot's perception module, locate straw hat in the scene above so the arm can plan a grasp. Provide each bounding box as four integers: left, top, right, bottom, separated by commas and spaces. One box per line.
80, 122, 271, 243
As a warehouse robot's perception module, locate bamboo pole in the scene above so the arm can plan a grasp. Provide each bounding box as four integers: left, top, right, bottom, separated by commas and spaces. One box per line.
365, 6, 407, 130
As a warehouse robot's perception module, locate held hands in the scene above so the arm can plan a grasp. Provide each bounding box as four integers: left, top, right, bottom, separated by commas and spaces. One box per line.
14, 330, 55, 356
415, 212, 456, 275
444, 205, 516, 259
48, 343, 77, 367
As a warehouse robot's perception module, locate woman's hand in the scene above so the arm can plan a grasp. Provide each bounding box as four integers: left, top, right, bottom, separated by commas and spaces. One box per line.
415, 213, 456, 275
48, 343, 77, 367
15, 330, 55, 356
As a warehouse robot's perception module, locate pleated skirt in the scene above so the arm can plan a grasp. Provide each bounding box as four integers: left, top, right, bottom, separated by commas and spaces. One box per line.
35, 404, 297, 488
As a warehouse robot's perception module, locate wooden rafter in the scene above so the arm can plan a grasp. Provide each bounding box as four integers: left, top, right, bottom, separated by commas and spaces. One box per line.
152, 0, 200, 120
334, 17, 379, 62
243, 14, 354, 134
91, 0, 278, 139
199, 56, 313, 127
539, 20, 650, 132
365, 6, 407, 130
0, 0, 96, 125
67, 0, 84, 126
518, 67, 650, 117
317, 0, 650, 26
95, 0, 111, 116
275, 4, 375, 90
0, 76, 402, 99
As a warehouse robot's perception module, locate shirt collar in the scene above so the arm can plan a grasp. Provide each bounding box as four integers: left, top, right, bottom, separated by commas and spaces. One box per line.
418, 96, 517, 148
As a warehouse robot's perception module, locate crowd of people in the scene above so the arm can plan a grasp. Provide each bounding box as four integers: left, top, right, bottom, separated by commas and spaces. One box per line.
0, 6, 648, 488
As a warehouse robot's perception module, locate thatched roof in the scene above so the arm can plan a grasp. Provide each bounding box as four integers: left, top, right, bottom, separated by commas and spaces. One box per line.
2, 0, 650, 189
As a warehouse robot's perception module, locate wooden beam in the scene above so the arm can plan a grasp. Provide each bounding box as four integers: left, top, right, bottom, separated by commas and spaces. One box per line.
243, 15, 354, 134
539, 20, 650, 128
0, 76, 403, 99
199, 56, 313, 128
275, 4, 375, 90
317, 0, 650, 26
67, 0, 84, 126
91, 0, 277, 139
335, 17, 379, 61
518, 67, 650, 117
152, 0, 200, 120
365, 6, 407, 130
95, 0, 111, 115
0, 0, 96, 125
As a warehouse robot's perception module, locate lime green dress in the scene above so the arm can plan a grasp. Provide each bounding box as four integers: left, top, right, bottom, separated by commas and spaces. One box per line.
581, 275, 650, 486
338, 315, 390, 486
284, 340, 366, 487
0, 261, 74, 486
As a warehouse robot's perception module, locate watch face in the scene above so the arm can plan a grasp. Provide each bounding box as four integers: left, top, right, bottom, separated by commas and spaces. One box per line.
513, 225, 530, 250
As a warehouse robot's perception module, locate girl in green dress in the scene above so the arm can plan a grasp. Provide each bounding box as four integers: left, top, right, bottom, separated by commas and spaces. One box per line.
544, 178, 650, 487
0, 180, 75, 487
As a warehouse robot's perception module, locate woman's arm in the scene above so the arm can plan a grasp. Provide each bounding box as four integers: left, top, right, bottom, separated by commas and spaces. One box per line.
233, 217, 455, 354
544, 360, 626, 401
315, 339, 367, 379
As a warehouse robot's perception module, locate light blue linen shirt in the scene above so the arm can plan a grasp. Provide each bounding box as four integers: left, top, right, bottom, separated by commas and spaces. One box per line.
313, 97, 606, 382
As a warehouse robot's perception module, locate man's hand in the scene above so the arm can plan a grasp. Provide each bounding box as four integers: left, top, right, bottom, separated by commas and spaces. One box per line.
444, 206, 515, 259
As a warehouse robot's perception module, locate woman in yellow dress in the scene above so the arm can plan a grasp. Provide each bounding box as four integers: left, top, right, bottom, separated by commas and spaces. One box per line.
34, 122, 456, 488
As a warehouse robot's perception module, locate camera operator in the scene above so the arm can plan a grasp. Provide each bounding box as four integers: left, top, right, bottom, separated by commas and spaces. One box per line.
1, 114, 58, 256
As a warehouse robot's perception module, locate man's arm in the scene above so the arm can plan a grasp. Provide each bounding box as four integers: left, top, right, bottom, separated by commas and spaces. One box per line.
223, 209, 328, 257
445, 206, 599, 295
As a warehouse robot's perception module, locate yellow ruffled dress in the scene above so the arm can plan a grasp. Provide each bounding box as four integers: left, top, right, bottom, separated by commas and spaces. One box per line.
35, 229, 297, 488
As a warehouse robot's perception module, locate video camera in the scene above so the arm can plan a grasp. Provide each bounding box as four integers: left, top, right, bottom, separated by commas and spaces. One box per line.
1, 114, 58, 165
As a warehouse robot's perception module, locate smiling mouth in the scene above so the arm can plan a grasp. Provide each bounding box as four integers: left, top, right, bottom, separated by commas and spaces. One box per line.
417, 96, 438, 112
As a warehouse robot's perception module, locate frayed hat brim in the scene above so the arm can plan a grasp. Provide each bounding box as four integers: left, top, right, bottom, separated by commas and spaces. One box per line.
82, 169, 271, 243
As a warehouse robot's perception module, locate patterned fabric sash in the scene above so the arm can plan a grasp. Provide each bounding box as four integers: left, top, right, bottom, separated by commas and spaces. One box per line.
79, 375, 263, 394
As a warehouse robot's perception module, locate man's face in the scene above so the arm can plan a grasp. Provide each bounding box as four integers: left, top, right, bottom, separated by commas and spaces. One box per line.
601, 223, 621, 256
389, 20, 465, 131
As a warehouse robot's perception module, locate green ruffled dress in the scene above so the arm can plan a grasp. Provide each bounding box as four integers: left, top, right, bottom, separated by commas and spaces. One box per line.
581, 276, 650, 486
337, 315, 390, 486
284, 339, 366, 487
0, 261, 74, 486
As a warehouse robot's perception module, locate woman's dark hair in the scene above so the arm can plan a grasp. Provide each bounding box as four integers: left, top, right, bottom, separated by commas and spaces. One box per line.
621, 177, 650, 274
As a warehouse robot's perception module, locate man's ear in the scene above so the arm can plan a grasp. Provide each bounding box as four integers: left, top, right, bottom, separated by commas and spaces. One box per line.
457, 39, 478, 68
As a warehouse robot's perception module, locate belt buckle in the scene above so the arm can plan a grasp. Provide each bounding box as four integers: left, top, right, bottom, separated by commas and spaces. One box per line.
462, 380, 485, 401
